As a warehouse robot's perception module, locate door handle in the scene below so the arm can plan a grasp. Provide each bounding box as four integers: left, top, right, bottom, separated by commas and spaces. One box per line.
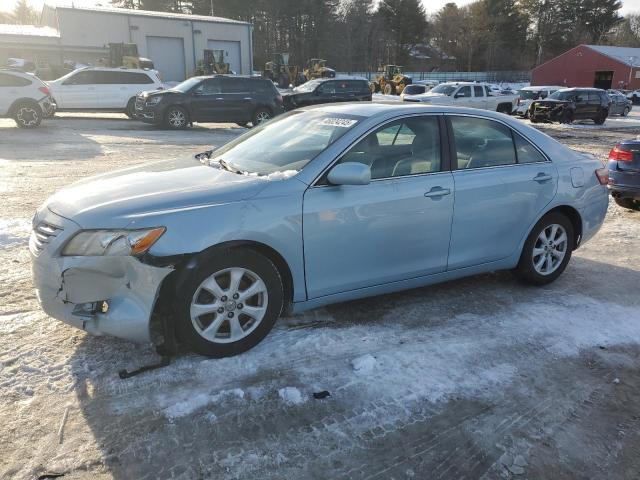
533, 173, 553, 182
424, 187, 451, 198
243, 97, 253, 100
215, 97, 224, 100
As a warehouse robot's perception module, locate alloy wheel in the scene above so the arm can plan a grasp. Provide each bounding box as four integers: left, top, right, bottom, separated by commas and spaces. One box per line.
254, 111, 271, 124
190, 267, 268, 344
16, 107, 39, 127
168, 109, 186, 128
532, 224, 568, 275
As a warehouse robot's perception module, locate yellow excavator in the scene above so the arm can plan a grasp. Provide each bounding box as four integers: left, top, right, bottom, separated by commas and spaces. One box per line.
370, 65, 412, 95
105, 43, 154, 70
263, 53, 304, 88
303, 59, 336, 82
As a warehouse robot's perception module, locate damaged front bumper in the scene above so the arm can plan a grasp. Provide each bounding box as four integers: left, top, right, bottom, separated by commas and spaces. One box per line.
29, 209, 172, 343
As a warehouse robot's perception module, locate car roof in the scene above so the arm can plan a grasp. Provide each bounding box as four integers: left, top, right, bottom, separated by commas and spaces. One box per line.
78, 66, 155, 74
521, 85, 563, 90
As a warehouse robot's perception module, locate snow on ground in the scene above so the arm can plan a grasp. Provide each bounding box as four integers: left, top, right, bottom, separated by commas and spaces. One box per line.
0, 218, 30, 249
0, 113, 640, 479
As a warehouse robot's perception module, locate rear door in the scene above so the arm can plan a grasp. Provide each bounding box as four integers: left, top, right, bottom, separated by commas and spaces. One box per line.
0, 73, 31, 114
104, 71, 156, 109
470, 85, 487, 109
221, 76, 253, 121
447, 115, 557, 270
315, 81, 339, 104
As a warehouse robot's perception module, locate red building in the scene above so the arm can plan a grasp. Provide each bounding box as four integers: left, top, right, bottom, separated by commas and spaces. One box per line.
531, 45, 640, 90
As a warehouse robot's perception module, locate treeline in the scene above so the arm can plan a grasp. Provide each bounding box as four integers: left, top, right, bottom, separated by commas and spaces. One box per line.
89, 0, 640, 71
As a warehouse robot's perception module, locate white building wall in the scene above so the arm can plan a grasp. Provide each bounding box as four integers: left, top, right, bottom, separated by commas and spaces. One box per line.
51, 8, 252, 77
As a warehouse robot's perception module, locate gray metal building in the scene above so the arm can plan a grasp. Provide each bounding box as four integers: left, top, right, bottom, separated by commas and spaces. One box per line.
0, 5, 253, 81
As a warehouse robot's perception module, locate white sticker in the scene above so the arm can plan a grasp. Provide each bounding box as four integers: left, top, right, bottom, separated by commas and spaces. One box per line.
320, 118, 357, 128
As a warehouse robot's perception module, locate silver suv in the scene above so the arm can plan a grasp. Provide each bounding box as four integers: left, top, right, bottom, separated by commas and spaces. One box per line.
0, 69, 55, 128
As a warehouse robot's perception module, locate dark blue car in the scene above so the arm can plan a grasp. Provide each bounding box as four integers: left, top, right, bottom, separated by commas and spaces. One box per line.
608, 142, 640, 210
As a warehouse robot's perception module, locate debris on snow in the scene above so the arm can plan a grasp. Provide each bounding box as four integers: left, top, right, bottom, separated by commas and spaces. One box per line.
57, 406, 70, 444
613, 378, 620, 384
313, 390, 331, 399
278, 387, 305, 405
351, 354, 378, 374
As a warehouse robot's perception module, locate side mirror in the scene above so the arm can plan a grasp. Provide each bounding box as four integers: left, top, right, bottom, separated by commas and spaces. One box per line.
455, 92, 466, 98
327, 162, 371, 186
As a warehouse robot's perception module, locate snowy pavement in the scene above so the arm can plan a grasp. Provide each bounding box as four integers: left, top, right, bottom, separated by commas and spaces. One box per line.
1, 113, 640, 479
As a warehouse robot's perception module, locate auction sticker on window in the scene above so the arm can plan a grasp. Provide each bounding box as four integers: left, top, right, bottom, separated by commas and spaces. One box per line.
320, 118, 358, 128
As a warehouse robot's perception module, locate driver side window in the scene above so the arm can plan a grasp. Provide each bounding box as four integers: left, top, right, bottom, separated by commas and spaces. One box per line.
338, 116, 441, 179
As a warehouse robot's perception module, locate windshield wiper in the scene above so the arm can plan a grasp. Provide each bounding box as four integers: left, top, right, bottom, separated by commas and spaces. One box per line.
218, 158, 243, 174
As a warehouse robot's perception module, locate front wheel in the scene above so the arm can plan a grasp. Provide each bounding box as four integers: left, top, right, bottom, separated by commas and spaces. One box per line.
125, 97, 136, 119
175, 249, 283, 357
13, 102, 42, 128
623, 106, 630, 117
164, 105, 188, 129
514, 213, 574, 286
252, 108, 272, 127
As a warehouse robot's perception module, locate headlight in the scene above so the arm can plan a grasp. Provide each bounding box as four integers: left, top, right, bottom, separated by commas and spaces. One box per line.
145, 96, 162, 106
62, 227, 165, 257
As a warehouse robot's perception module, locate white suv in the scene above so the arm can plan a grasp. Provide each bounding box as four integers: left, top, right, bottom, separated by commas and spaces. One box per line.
0, 69, 56, 128
47, 67, 163, 117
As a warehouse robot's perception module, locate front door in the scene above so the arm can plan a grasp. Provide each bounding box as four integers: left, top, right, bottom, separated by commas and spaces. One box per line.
446, 115, 557, 270
190, 77, 228, 122
303, 115, 454, 298
55, 70, 101, 109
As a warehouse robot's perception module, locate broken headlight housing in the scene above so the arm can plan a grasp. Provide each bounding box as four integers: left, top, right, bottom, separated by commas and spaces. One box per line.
62, 227, 165, 257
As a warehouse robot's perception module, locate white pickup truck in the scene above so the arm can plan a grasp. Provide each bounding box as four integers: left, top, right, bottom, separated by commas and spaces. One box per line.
402, 82, 518, 114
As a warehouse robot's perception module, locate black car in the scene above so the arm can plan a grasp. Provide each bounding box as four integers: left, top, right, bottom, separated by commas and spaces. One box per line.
281, 78, 371, 110
529, 88, 610, 125
135, 75, 285, 129
608, 141, 640, 211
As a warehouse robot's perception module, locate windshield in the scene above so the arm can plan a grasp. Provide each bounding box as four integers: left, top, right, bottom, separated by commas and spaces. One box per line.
429, 84, 457, 95
403, 85, 425, 95
293, 79, 323, 92
548, 91, 574, 101
206, 110, 364, 176
170, 77, 203, 93
518, 90, 541, 100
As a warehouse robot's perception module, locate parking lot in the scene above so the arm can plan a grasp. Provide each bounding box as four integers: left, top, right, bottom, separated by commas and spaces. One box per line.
1, 112, 640, 479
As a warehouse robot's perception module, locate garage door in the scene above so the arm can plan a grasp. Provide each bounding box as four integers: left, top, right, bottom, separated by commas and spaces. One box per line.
146, 36, 186, 82
207, 40, 241, 74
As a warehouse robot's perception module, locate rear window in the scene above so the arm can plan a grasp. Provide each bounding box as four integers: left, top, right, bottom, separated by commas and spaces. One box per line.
403, 85, 425, 95
222, 77, 251, 93
0, 73, 31, 87
93, 71, 154, 84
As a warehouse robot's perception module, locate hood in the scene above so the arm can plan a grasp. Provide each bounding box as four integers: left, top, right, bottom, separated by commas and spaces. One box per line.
533, 99, 571, 106
45, 155, 271, 228
407, 92, 448, 102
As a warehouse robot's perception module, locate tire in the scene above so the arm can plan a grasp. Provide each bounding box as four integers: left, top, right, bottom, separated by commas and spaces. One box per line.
251, 108, 272, 127
125, 97, 136, 119
614, 197, 640, 211
164, 105, 188, 129
496, 103, 512, 114
559, 110, 574, 124
13, 101, 42, 128
514, 212, 574, 286
383, 83, 394, 95
175, 249, 284, 357
623, 107, 630, 117
593, 112, 606, 125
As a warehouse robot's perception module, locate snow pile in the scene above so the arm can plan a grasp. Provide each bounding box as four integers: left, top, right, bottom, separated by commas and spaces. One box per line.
351, 354, 378, 374
278, 386, 305, 405
0, 218, 30, 248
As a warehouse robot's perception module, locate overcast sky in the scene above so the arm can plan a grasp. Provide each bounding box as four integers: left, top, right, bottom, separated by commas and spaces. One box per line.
2, 0, 640, 15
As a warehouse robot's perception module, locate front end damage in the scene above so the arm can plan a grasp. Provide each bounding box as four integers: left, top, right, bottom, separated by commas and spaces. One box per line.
529, 101, 571, 123
30, 210, 173, 343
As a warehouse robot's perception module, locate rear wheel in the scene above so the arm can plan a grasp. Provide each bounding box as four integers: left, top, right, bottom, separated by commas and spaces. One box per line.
614, 197, 640, 211
383, 83, 395, 95
164, 105, 188, 129
514, 213, 574, 286
125, 97, 136, 119
252, 108, 272, 127
175, 249, 283, 357
13, 101, 42, 128
593, 112, 607, 125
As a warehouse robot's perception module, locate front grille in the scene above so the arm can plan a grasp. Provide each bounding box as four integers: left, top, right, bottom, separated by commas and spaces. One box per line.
30, 221, 63, 254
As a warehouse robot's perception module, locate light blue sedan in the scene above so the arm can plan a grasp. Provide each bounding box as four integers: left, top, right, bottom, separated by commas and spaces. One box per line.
30, 104, 609, 357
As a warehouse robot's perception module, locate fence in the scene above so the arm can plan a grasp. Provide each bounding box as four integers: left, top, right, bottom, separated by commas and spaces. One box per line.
337, 71, 531, 84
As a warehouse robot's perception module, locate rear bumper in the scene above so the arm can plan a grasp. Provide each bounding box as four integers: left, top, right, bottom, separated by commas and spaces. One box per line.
608, 166, 640, 199
30, 209, 172, 343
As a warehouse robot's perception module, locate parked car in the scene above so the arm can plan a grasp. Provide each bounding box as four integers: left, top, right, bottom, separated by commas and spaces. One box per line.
30, 103, 608, 357
608, 141, 640, 210
47, 67, 163, 118
399, 83, 428, 101
529, 88, 610, 124
626, 89, 640, 104
514, 86, 563, 117
0, 68, 55, 128
135, 75, 285, 129
608, 92, 632, 116
281, 78, 371, 110
402, 82, 517, 114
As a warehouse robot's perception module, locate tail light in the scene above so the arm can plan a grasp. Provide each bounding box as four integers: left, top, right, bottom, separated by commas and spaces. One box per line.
608, 145, 633, 162
595, 168, 609, 185
38, 86, 50, 95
